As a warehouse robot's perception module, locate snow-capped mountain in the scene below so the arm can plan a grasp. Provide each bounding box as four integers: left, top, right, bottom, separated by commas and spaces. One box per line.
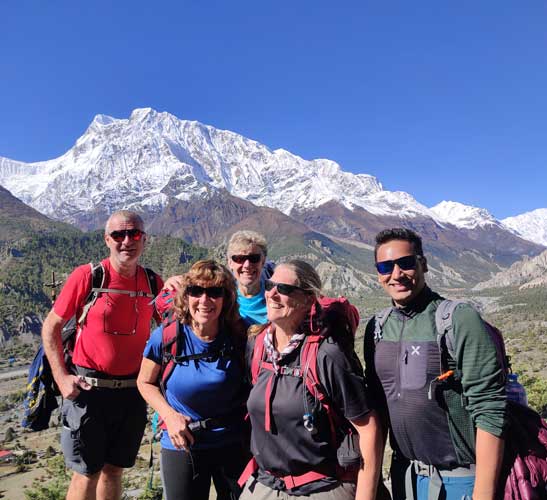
502, 209, 547, 247
0, 107, 544, 278
430, 201, 501, 229
0, 107, 437, 224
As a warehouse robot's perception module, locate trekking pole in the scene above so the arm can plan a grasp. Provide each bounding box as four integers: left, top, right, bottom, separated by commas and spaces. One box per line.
148, 412, 160, 489
43, 271, 63, 305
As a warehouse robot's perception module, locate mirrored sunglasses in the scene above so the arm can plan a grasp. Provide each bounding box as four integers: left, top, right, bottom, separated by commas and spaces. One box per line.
109, 229, 145, 242
375, 255, 419, 275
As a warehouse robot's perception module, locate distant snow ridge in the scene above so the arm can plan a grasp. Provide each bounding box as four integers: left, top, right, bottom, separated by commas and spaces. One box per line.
430, 201, 500, 229
0, 107, 437, 223
502, 209, 547, 247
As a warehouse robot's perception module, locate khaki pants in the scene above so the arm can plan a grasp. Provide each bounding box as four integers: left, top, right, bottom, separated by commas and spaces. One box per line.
240, 478, 356, 500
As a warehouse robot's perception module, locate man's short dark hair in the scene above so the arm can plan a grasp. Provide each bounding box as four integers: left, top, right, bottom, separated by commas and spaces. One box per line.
374, 228, 424, 261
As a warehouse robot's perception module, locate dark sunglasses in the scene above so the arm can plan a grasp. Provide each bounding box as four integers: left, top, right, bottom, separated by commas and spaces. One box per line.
186, 285, 225, 299
109, 229, 145, 242
230, 253, 262, 264
375, 255, 420, 275
264, 279, 308, 296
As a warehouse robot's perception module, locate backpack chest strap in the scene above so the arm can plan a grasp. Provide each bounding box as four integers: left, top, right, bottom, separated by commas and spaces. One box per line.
259, 361, 304, 433
259, 361, 302, 377
92, 287, 154, 298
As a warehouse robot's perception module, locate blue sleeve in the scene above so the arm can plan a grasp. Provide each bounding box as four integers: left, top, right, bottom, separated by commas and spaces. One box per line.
143, 325, 164, 364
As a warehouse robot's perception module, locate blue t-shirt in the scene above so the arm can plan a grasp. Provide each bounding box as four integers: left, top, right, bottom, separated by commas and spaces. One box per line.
143, 323, 246, 450
237, 279, 267, 326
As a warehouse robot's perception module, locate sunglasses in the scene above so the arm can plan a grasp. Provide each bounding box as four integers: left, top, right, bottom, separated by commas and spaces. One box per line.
230, 253, 262, 264
186, 285, 225, 299
375, 255, 420, 275
109, 229, 145, 242
264, 279, 308, 296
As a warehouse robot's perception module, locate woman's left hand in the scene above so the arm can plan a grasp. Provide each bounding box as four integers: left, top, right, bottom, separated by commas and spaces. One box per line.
163, 410, 195, 450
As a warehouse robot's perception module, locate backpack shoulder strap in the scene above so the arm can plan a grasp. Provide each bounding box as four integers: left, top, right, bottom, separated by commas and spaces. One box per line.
160, 321, 182, 395
301, 333, 342, 446
250, 329, 268, 385
435, 299, 467, 360
91, 265, 157, 298
143, 267, 159, 298
300, 334, 324, 400
77, 262, 105, 325
373, 306, 393, 342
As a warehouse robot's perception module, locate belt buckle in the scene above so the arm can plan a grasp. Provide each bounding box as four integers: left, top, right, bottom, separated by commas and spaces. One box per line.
201, 418, 214, 430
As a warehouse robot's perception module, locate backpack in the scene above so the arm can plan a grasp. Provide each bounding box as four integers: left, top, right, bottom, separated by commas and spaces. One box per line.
158, 319, 238, 397
21, 263, 159, 431
374, 299, 547, 499
238, 296, 362, 489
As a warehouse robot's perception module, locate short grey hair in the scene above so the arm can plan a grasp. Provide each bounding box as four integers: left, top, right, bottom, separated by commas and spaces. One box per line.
280, 260, 322, 298
227, 230, 268, 257
105, 210, 145, 234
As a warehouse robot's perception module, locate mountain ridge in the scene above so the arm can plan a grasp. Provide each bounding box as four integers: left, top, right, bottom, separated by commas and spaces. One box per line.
2, 107, 537, 229
474, 249, 547, 291
0, 108, 545, 277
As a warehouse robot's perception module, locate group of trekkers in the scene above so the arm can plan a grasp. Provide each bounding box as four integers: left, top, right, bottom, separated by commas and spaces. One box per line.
41, 209, 511, 500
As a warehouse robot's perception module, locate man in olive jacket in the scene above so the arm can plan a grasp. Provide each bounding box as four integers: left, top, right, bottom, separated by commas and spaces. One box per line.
364, 228, 507, 500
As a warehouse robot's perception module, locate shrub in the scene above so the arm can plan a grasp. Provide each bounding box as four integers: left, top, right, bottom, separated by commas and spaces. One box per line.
24, 455, 69, 500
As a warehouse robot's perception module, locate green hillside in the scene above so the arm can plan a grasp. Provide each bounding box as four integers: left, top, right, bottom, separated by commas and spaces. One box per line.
0, 229, 207, 341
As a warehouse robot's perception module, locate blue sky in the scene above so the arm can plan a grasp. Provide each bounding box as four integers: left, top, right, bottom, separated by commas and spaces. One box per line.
1, 1, 546, 219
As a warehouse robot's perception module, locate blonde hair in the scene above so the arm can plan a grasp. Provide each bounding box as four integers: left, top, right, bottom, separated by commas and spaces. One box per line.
227, 230, 268, 258
248, 260, 321, 338
281, 260, 322, 298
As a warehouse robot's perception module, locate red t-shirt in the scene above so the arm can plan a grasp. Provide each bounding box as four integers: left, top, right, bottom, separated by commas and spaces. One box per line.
54, 258, 163, 376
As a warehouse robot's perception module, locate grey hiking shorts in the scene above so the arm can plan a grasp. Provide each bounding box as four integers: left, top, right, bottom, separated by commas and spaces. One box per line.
240, 478, 356, 500
61, 386, 147, 475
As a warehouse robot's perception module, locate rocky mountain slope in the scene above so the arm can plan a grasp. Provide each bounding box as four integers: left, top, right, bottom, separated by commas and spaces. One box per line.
473, 249, 547, 290
0, 185, 77, 244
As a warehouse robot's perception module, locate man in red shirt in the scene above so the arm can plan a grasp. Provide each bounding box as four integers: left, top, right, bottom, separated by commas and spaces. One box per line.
42, 210, 162, 500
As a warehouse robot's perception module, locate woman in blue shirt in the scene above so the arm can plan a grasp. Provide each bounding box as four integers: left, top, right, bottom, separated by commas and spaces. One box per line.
137, 260, 248, 500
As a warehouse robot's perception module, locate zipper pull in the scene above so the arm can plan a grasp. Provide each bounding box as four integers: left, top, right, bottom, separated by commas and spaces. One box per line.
428, 370, 454, 400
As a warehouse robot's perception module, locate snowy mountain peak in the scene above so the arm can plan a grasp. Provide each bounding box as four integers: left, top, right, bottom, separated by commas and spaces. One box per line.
430, 201, 500, 229
0, 108, 431, 223
130, 107, 154, 119
502, 209, 547, 247
91, 114, 116, 127
0, 108, 542, 242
